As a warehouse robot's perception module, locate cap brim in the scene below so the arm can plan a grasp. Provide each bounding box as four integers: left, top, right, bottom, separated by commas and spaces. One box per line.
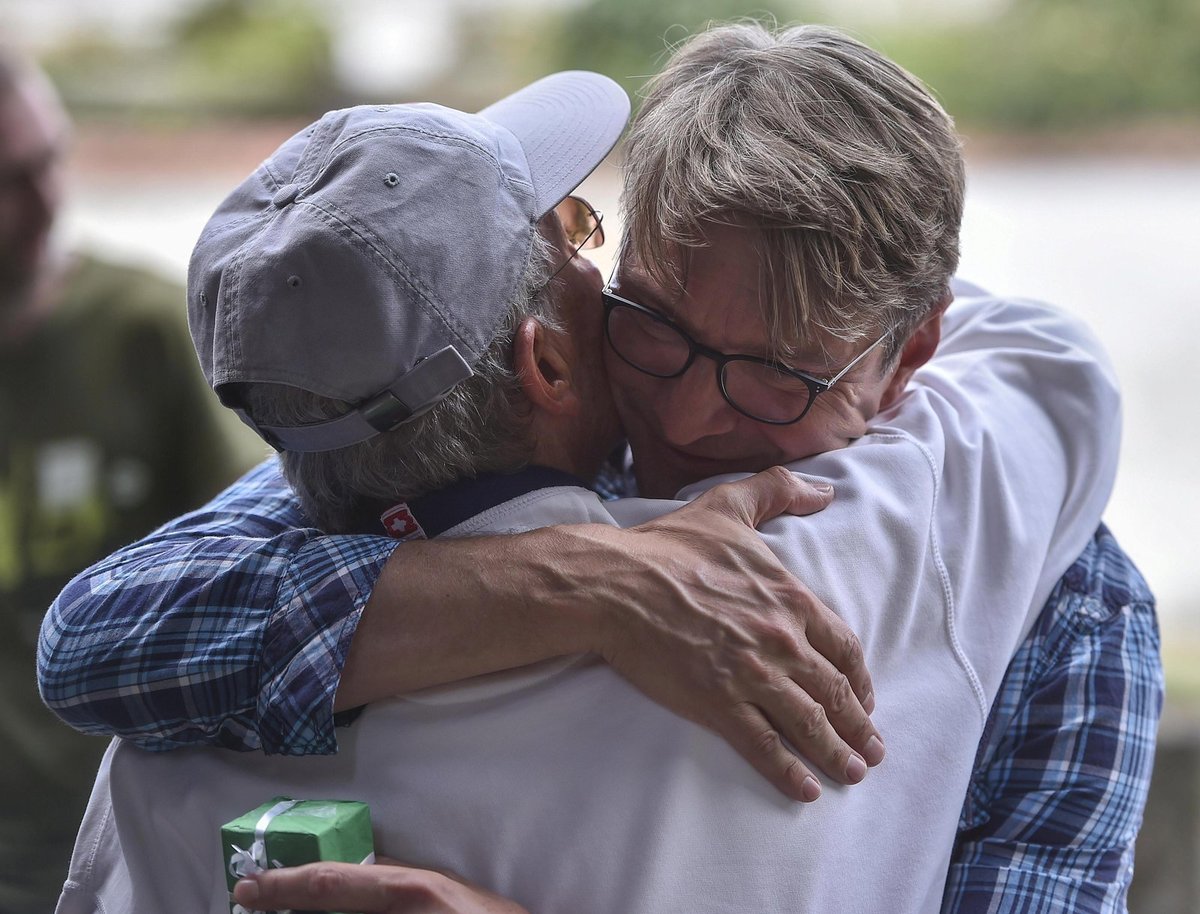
479, 71, 630, 217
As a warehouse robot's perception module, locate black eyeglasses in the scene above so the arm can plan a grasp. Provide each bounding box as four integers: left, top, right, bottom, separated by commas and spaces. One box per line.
543, 195, 604, 285
601, 286, 891, 425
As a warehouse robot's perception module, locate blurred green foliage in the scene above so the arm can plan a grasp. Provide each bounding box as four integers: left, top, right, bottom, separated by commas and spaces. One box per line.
35, 0, 1200, 130
169, 0, 335, 115
445, 0, 811, 109
880, 0, 1200, 128
532, 1, 808, 100
42, 0, 334, 119
460, 0, 1200, 131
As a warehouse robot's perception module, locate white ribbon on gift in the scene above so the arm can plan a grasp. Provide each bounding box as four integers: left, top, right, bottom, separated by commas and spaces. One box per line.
227, 798, 297, 880
227, 798, 377, 914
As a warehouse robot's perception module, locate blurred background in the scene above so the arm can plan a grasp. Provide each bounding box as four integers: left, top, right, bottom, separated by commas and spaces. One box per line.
2, 0, 1197, 909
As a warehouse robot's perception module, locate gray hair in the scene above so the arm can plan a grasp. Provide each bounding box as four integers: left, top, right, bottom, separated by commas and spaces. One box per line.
622, 22, 966, 362
242, 229, 559, 531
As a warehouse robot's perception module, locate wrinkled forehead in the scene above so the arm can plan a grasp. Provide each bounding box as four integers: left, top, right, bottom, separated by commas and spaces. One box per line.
615, 241, 773, 347
614, 222, 770, 315
617, 217, 757, 294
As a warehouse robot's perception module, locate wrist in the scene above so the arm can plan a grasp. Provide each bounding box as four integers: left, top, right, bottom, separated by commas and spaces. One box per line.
504, 523, 624, 658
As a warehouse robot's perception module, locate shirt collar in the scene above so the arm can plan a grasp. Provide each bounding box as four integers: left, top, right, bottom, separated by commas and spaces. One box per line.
341, 465, 588, 539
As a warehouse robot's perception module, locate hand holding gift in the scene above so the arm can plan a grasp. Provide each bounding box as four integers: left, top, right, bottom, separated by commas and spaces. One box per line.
233, 858, 532, 914
222, 797, 374, 914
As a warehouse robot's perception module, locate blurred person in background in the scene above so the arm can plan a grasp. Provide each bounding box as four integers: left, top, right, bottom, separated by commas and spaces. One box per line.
0, 47, 254, 911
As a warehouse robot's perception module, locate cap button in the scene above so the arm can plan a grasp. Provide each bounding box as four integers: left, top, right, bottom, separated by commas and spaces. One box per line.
272, 183, 301, 208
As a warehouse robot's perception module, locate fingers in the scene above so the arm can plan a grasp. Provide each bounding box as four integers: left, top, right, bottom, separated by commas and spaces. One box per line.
726, 586, 881, 787
234, 862, 433, 913
750, 580, 880, 777
235, 861, 531, 914
762, 667, 882, 785
801, 591, 876, 722
719, 672, 881, 802
697, 466, 833, 529
717, 703, 823, 803
765, 677, 862, 784
729, 615, 880, 788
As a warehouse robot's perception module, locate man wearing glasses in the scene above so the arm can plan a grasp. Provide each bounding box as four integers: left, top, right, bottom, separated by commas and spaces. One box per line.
600, 286, 890, 431
48, 23, 1158, 914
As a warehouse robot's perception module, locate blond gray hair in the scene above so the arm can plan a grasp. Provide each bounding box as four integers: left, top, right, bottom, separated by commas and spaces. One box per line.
622, 22, 966, 362
242, 230, 559, 531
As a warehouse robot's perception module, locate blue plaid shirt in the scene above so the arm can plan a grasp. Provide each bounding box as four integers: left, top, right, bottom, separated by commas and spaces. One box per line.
39, 458, 1161, 912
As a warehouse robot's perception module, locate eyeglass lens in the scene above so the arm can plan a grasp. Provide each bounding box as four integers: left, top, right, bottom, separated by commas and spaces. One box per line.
555, 196, 604, 251
605, 300, 816, 424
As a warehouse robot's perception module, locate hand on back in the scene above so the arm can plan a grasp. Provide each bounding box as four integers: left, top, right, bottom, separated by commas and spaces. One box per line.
579, 467, 883, 801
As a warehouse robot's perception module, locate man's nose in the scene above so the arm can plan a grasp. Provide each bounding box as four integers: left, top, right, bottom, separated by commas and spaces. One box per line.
658, 359, 738, 445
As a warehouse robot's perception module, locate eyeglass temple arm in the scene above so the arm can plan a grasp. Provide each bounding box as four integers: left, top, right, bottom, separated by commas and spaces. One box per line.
820, 329, 893, 387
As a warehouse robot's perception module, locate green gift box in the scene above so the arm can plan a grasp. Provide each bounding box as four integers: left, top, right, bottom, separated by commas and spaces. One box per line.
221, 796, 375, 914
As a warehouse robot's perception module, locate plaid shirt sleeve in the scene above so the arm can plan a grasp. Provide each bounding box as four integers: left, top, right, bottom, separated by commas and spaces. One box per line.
37, 458, 398, 755
942, 524, 1163, 913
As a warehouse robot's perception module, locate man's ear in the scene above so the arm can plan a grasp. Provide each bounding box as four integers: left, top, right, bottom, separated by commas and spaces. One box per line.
513, 317, 582, 416
879, 290, 953, 408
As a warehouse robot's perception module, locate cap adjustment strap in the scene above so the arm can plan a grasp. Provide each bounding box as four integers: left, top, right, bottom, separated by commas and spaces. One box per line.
246, 346, 473, 453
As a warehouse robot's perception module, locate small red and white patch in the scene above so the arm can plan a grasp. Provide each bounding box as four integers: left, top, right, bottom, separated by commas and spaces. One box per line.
380, 503, 426, 541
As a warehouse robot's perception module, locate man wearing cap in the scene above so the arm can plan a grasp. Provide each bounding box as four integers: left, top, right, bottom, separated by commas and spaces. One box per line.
56, 29, 1153, 913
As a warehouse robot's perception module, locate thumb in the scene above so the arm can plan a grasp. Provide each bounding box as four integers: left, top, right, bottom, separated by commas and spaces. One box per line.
697, 466, 834, 529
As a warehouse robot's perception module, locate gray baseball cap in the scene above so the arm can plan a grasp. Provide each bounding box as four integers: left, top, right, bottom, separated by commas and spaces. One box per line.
188, 71, 629, 452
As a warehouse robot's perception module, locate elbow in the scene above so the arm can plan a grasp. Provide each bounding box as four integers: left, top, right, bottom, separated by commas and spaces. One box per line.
36, 572, 95, 722
36, 566, 135, 734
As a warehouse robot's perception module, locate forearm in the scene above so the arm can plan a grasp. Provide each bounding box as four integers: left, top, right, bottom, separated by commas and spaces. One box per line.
335, 524, 609, 709
42, 514, 598, 750
337, 509, 794, 705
